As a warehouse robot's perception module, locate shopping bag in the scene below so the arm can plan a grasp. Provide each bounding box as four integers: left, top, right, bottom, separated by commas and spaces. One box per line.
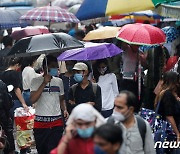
14, 107, 35, 131
14, 107, 35, 148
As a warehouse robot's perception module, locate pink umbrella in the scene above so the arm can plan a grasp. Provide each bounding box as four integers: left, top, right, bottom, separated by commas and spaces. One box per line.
20, 6, 79, 23
11, 26, 49, 40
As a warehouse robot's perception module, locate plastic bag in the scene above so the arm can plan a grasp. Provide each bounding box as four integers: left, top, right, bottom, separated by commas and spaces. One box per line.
14, 107, 35, 148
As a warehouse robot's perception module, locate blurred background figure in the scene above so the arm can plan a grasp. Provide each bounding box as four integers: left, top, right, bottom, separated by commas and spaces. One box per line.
21, 56, 40, 107
155, 71, 180, 140
0, 35, 13, 71
95, 59, 119, 118
75, 29, 85, 41
60, 60, 77, 113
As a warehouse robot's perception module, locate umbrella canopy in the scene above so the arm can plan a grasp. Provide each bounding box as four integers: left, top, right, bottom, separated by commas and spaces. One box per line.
76, 0, 179, 20
116, 23, 166, 45
7, 32, 84, 57
0, 9, 28, 29
58, 42, 123, 61
11, 26, 49, 40
161, 26, 179, 43
83, 26, 121, 41
20, 6, 79, 23
52, 0, 83, 9
68, 4, 81, 14
155, 1, 180, 19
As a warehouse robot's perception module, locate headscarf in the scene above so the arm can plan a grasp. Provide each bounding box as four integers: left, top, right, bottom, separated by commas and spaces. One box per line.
66, 103, 106, 127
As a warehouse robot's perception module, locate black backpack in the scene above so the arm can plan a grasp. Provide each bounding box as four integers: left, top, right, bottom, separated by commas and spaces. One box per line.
107, 115, 147, 148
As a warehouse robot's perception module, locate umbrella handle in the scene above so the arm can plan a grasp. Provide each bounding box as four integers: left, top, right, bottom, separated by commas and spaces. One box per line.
45, 55, 51, 93
138, 51, 141, 101
90, 61, 94, 79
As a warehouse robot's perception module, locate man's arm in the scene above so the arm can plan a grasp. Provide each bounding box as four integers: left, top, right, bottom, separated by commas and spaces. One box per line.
68, 87, 75, 104
94, 86, 102, 112
60, 95, 67, 111
30, 75, 51, 104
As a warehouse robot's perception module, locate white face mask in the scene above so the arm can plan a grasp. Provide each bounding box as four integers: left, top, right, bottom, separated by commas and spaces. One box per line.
112, 109, 130, 122
112, 111, 125, 122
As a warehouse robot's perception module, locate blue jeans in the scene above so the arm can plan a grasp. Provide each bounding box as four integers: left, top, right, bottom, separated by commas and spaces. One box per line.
10, 92, 32, 118
10, 100, 22, 118
23, 91, 32, 107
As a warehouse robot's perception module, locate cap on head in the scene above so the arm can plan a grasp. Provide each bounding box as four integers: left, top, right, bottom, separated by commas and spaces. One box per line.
73, 62, 88, 71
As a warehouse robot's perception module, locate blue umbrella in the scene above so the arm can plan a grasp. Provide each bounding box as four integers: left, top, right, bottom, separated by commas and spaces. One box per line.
161, 26, 179, 43
58, 42, 123, 61
0, 9, 28, 29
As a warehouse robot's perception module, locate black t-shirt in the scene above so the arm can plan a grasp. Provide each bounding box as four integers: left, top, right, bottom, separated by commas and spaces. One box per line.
0, 70, 22, 100
69, 82, 102, 112
158, 90, 180, 130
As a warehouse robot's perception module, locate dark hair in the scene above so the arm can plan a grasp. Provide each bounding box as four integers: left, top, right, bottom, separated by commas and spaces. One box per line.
2, 36, 13, 47
143, 20, 150, 24
85, 24, 94, 34
119, 90, 138, 111
94, 59, 110, 81
8, 57, 22, 67
42, 55, 57, 69
93, 124, 123, 145
75, 30, 85, 40
155, 71, 179, 106
21, 56, 38, 71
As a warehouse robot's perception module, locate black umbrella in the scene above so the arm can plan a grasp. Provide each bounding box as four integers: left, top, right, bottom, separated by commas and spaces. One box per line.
8, 32, 84, 57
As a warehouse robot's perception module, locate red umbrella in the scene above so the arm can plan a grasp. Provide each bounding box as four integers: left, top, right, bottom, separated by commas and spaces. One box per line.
117, 23, 166, 101
20, 6, 79, 23
165, 56, 178, 72
116, 23, 166, 45
11, 26, 49, 40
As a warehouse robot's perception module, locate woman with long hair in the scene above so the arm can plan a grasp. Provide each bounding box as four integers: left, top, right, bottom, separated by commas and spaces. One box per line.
155, 71, 180, 141
95, 59, 119, 118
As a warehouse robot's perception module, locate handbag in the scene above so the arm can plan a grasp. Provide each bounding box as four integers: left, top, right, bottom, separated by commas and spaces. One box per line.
140, 102, 176, 153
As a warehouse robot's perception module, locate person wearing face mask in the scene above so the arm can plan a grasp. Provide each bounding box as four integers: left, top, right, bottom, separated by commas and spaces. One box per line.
50, 103, 106, 154
30, 55, 69, 154
93, 124, 123, 154
95, 59, 119, 118
110, 91, 155, 154
68, 62, 102, 112
59, 61, 77, 113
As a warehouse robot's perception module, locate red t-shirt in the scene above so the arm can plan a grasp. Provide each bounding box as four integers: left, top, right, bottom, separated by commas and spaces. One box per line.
50, 136, 94, 154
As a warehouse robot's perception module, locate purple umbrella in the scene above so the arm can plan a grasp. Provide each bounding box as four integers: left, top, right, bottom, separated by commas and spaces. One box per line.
57, 42, 123, 61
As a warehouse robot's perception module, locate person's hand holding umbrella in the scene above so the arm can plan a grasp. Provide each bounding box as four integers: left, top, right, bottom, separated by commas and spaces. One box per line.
43, 74, 52, 85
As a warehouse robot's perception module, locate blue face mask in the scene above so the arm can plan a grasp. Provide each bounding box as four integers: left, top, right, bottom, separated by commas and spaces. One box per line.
49, 68, 58, 76
77, 127, 94, 138
74, 73, 84, 82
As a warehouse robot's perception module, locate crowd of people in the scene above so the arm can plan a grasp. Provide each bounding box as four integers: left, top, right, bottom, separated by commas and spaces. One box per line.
0, 23, 179, 154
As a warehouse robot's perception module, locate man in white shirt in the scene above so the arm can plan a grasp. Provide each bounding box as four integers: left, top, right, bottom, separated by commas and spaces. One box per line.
111, 91, 156, 154
30, 55, 69, 154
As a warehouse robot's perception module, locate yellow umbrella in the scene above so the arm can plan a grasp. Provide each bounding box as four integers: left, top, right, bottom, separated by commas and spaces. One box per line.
83, 26, 121, 41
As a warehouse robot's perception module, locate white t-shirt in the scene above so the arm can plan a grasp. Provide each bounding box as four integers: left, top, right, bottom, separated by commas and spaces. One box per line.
30, 76, 64, 116
97, 73, 119, 110
22, 66, 40, 90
